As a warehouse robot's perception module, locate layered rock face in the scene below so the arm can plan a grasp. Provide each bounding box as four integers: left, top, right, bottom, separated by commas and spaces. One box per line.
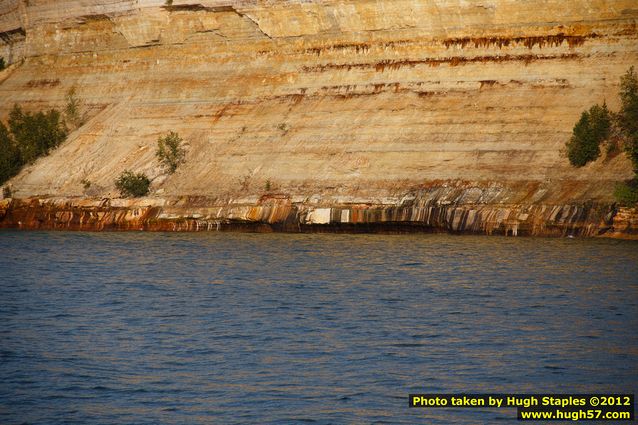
0, 0, 637, 236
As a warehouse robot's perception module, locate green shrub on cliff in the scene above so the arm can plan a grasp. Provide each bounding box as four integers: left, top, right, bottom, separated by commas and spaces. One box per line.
612, 67, 638, 206
566, 103, 611, 167
0, 104, 68, 185
613, 179, 638, 206
0, 122, 22, 185
0, 57, 6, 71
8, 104, 68, 164
567, 67, 638, 206
115, 170, 150, 198
64, 86, 86, 129
619, 66, 638, 173
156, 131, 185, 174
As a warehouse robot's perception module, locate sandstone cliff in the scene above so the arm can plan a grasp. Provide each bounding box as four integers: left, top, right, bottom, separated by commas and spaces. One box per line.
0, 0, 637, 236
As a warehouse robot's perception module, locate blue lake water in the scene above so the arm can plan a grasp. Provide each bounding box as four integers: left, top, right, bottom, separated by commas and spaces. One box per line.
0, 231, 637, 424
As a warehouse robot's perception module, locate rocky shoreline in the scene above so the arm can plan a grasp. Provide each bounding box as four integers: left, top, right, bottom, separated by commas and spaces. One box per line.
2, 195, 636, 239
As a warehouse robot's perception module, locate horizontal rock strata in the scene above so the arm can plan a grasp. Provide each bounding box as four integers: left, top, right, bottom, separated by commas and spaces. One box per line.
2, 188, 636, 238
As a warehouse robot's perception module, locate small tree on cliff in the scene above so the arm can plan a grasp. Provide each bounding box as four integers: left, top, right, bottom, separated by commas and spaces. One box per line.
619, 66, 638, 172
0, 122, 22, 185
0, 103, 68, 185
115, 170, 150, 198
613, 178, 638, 205
156, 131, 186, 174
8, 104, 68, 164
612, 66, 638, 206
566, 103, 611, 167
64, 86, 86, 129
566, 67, 638, 205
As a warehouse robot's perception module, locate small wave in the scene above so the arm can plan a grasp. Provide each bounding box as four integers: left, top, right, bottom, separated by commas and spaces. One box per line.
391, 342, 425, 347
50, 313, 74, 319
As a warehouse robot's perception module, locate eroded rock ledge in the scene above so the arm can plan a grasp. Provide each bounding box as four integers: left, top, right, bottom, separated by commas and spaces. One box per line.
1, 1, 637, 223
2, 192, 635, 238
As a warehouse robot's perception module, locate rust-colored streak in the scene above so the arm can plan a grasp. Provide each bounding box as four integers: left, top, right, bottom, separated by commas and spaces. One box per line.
479, 80, 498, 89
442, 33, 598, 50
25, 79, 61, 88
256, 33, 599, 58
303, 42, 372, 56
302, 53, 580, 73
78, 14, 111, 23
1, 198, 636, 239
277, 93, 306, 104
416, 91, 436, 98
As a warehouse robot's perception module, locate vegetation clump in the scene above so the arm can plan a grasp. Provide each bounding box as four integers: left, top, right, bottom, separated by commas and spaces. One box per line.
0, 104, 68, 185
9, 104, 68, 164
0, 123, 21, 184
115, 170, 150, 198
615, 67, 638, 205
614, 178, 638, 206
64, 87, 86, 129
0, 57, 6, 71
567, 66, 638, 206
619, 67, 638, 173
156, 131, 186, 174
566, 104, 611, 167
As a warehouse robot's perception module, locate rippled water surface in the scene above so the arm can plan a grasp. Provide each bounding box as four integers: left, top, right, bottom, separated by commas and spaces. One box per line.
1, 231, 637, 424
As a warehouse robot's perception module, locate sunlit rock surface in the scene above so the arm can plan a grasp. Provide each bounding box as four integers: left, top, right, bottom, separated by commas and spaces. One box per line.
0, 0, 637, 236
